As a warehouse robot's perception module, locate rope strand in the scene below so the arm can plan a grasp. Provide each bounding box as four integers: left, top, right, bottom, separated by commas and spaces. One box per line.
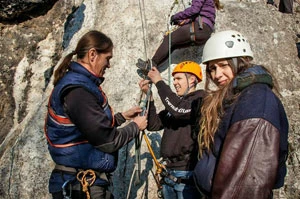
138, 0, 149, 61
76, 170, 96, 199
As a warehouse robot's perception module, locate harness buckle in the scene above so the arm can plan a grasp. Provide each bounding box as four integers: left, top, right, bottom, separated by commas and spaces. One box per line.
62, 179, 72, 199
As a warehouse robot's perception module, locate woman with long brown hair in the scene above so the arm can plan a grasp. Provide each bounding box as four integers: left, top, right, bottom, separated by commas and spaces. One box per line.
193, 30, 289, 199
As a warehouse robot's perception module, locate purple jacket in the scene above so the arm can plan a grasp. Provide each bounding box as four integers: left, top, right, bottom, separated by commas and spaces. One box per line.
172, 0, 216, 30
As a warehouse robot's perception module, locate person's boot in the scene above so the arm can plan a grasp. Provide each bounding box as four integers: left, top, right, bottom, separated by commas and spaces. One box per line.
136, 58, 152, 71
137, 68, 150, 80
267, 0, 277, 7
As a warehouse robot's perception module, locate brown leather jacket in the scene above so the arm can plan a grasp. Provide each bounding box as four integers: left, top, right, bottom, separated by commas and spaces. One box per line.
212, 118, 279, 199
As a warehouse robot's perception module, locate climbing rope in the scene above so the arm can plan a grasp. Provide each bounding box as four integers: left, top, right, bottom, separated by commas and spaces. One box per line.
127, 1, 188, 198
76, 169, 96, 199
167, 0, 178, 85
167, 0, 187, 85
126, 0, 152, 198
127, 85, 153, 199
143, 132, 166, 198
138, 0, 149, 61
135, 0, 149, 183
143, 132, 166, 177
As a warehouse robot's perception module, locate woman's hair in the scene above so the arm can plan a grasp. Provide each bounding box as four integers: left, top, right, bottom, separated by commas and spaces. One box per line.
53, 30, 113, 86
197, 57, 278, 157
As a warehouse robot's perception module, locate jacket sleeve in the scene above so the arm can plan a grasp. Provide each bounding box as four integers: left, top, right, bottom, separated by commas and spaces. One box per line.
212, 118, 280, 199
146, 101, 164, 131
114, 112, 126, 127
95, 122, 140, 153
173, 0, 205, 20
64, 87, 139, 153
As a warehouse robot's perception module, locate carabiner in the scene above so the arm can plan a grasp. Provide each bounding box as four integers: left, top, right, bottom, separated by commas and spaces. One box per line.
62, 179, 72, 199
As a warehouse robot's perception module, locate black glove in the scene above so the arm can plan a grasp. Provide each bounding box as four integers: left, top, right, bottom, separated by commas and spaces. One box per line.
170, 15, 177, 25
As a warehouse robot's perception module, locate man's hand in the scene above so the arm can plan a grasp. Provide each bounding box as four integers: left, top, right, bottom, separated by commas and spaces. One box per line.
147, 67, 162, 84
139, 79, 151, 93
122, 106, 143, 120
133, 115, 148, 131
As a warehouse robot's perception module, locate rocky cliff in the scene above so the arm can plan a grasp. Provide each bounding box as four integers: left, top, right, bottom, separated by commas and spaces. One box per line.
0, 0, 299, 198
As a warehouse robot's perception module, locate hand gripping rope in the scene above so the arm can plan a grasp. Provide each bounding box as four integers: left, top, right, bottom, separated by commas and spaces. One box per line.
126, 1, 150, 197
127, 80, 168, 199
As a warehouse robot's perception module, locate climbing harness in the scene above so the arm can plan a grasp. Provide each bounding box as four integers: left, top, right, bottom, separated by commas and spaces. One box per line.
56, 164, 110, 199
76, 169, 96, 199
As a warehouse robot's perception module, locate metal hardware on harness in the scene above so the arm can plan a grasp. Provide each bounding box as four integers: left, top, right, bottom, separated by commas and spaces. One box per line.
161, 170, 178, 183
189, 21, 196, 44
198, 15, 203, 30
54, 164, 108, 182
162, 153, 191, 164
62, 179, 72, 199
157, 188, 164, 199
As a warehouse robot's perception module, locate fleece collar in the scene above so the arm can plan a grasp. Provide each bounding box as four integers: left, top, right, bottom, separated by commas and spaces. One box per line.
69, 61, 105, 86
232, 65, 273, 93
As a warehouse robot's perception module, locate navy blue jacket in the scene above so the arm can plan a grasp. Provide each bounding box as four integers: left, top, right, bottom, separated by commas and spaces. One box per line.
194, 66, 289, 198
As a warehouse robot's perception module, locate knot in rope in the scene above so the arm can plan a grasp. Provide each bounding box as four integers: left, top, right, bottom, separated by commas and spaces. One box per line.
156, 166, 163, 174
76, 169, 96, 199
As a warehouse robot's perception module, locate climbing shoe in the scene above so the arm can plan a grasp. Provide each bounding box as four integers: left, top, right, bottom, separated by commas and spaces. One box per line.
136, 58, 152, 71
137, 69, 150, 80
267, 0, 277, 7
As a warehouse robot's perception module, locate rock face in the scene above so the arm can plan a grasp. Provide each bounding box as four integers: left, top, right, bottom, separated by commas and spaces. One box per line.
0, 0, 58, 23
0, 0, 299, 198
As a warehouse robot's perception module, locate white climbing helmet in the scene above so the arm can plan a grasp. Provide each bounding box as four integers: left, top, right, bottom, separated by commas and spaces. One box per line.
202, 30, 253, 64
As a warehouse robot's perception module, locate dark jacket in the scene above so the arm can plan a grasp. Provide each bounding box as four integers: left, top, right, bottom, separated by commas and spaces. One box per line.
147, 80, 205, 170
172, 0, 216, 30
45, 62, 140, 192
194, 66, 289, 199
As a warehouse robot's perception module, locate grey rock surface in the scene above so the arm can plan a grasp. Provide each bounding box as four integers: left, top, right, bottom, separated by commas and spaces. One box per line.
0, 0, 58, 22
0, 0, 299, 198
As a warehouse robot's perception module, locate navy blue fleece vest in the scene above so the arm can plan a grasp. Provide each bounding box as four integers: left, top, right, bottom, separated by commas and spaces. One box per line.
45, 62, 117, 172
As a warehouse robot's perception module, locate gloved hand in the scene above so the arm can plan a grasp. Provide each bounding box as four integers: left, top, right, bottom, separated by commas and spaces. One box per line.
170, 15, 178, 25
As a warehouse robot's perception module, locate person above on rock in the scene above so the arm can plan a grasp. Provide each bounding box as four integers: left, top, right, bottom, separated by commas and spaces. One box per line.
136, 0, 222, 78
278, 0, 293, 13
193, 30, 289, 198
267, 0, 293, 14
44, 30, 148, 199
139, 61, 205, 199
